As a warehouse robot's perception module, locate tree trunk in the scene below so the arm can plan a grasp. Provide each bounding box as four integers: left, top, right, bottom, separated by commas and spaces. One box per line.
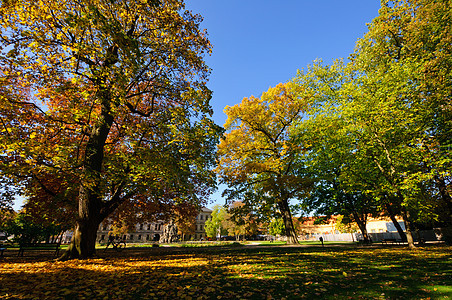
401, 208, 416, 249
59, 89, 115, 260
385, 203, 406, 241
61, 219, 101, 260
59, 185, 105, 260
277, 198, 298, 244
435, 175, 452, 227
352, 211, 370, 243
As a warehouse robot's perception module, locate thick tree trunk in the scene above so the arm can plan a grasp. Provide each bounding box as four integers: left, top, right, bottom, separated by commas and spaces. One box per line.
59, 185, 105, 260
61, 219, 101, 260
277, 199, 298, 244
59, 89, 115, 260
386, 203, 407, 242
352, 211, 370, 243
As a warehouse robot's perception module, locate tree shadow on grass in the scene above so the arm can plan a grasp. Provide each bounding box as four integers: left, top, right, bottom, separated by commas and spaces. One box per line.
0, 245, 451, 299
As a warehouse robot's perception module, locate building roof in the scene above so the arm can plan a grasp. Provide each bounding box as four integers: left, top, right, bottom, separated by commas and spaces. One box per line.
201, 207, 213, 213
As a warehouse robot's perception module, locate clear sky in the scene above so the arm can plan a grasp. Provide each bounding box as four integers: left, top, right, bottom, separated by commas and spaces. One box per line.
12, 1, 382, 211
183, 1, 382, 208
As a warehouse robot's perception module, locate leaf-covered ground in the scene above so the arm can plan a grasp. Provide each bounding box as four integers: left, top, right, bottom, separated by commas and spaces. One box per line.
1, 244, 451, 299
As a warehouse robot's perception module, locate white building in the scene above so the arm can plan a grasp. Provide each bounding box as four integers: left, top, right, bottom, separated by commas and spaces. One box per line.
95, 207, 213, 243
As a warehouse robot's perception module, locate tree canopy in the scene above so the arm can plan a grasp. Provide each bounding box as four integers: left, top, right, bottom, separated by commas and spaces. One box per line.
216, 82, 313, 244
217, 0, 452, 247
0, 0, 221, 258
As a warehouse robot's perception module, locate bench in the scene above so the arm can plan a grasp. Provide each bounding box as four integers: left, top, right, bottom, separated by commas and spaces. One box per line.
357, 239, 372, 246
18, 243, 61, 257
381, 238, 402, 244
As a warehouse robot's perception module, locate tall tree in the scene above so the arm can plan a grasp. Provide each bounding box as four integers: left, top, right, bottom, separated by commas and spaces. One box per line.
346, 0, 452, 245
0, 0, 221, 258
216, 82, 312, 244
174, 202, 198, 241
355, 0, 452, 222
292, 62, 379, 243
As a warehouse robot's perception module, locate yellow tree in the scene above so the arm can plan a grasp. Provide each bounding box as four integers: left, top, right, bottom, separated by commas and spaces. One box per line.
0, 0, 221, 259
216, 83, 312, 244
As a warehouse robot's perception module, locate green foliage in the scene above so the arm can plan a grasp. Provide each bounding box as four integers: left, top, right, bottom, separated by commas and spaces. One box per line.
335, 215, 359, 233
204, 205, 228, 238
268, 218, 284, 236
312, 216, 329, 226
2, 213, 62, 244
289, 1, 452, 245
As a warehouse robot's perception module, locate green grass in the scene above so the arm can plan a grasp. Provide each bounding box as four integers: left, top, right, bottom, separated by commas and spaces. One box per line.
1, 244, 450, 299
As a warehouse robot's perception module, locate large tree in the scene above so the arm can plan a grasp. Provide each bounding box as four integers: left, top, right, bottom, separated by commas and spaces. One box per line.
292, 62, 379, 243
216, 82, 312, 244
353, 0, 452, 226
344, 0, 452, 245
0, 0, 221, 258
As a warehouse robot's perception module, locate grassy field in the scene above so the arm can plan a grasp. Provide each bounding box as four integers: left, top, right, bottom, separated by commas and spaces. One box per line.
1, 244, 450, 299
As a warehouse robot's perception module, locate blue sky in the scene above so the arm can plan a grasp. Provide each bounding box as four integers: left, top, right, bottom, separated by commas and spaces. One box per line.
12, 1, 381, 211
183, 1, 382, 208
185, 0, 381, 127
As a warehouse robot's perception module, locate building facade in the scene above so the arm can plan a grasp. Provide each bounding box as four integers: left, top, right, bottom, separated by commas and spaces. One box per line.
95, 207, 213, 244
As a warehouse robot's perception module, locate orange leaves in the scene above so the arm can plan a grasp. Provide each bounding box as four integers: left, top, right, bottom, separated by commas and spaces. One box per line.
1, 0, 220, 258
1, 245, 451, 299
217, 82, 311, 201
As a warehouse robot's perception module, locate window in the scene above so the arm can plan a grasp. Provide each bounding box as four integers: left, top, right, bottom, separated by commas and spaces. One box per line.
130, 235, 134, 240
139, 224, 143, 230
155, 224, 158, 231
138, 235, 141, 240
200, 215, 203, 220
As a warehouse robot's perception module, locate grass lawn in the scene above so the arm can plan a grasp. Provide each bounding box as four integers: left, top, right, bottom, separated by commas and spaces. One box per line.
0, 244, 450, 299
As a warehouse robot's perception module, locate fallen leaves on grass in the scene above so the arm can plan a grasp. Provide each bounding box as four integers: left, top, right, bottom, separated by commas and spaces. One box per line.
0, 246, 451, 299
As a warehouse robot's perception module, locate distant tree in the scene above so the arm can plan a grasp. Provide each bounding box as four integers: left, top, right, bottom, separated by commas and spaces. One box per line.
204, 205, 227, 239
335, 215, 359, 234
174, 203, 198, 241
0, 208, 16, 235
224, 201, 258, 240
268, 218, 285, 237
2, 212, 63, 244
